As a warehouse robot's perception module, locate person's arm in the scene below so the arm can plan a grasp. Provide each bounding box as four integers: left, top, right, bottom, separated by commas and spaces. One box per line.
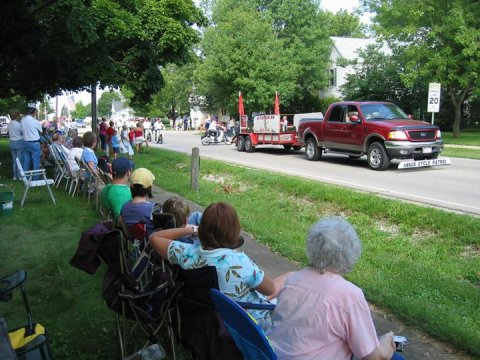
362, 332, 395, 360
266, 271, 294, 300
149, 226, 197, 258
254, 274, 275, 297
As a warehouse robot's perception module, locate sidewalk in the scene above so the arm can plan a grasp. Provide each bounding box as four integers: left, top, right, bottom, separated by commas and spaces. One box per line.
151, 186, 473, 360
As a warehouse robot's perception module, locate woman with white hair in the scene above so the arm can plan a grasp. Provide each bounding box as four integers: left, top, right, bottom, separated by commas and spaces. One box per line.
268, 216, 404, 360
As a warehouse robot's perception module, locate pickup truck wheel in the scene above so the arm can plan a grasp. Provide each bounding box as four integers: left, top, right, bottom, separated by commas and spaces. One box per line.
367, 142, 390, 170
237, 136, 245, 151
305, 138, 321, 161
244, 136, 255, 152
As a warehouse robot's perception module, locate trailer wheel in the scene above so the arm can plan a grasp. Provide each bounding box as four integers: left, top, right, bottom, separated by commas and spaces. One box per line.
244, 136, 255, 152
237, 136, 245, 151
305, 138, 321, 161
367, 142, 390, 170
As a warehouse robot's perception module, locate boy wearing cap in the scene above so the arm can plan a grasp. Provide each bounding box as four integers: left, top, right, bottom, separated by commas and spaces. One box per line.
121, 168, 157, 235
100, 157, 133, 223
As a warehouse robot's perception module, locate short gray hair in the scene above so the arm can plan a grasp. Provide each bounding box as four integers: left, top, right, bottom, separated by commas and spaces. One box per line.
306, 216, 362, 274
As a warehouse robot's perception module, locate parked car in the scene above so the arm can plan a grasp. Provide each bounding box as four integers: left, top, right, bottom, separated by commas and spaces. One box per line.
0, 116, 9, 137
75, 118, 86, 128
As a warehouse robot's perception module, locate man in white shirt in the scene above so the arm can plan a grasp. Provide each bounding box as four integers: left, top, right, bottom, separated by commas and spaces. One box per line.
143, 118, 151, 141
209, 119, 218, 141
21, 107, 42, 177
153, 119, 165, 143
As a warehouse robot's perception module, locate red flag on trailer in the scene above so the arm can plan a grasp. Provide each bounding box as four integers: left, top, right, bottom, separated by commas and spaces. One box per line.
238, 92, 245, 116
274, 92, 280, 115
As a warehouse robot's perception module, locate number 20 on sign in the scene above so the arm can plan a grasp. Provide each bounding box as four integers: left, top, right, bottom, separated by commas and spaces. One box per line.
428, 82, 441, 124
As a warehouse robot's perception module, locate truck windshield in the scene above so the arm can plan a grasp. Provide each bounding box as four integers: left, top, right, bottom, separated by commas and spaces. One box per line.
360, 103, 408, 121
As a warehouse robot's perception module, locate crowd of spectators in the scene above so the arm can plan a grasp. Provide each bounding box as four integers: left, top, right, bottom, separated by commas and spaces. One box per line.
6, 105, 404, 360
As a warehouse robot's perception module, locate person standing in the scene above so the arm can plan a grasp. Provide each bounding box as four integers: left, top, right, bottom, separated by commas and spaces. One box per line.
8, 109, 23, 180
98, 117, 108, 155
106, 120, 115, 157
21, 106, 42, 179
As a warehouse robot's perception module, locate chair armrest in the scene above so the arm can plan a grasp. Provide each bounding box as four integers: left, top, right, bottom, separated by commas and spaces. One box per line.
236, 301, 275, 311
23, 169, 47, 176
0, 270, 27, 301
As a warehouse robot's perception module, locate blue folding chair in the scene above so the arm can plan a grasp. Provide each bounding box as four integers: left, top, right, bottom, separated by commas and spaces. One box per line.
209, 288, 277, 360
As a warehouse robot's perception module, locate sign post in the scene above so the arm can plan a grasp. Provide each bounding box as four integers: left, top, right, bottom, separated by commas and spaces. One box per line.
427, 82, 441, 124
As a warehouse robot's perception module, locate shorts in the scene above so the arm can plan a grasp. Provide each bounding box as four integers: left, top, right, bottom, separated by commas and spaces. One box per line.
135, 137, 145, 144
112, 146, 120, 154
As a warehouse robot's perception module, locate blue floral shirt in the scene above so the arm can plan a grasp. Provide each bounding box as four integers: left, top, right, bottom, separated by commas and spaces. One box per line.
168, 241, 272, 322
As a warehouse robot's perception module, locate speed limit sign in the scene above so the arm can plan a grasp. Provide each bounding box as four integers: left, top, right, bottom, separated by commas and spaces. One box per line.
427, 83, 441, 113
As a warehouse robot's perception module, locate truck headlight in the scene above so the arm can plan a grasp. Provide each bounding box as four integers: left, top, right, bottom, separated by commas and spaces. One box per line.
387, 131, 408, 140
436, 130, 442, 139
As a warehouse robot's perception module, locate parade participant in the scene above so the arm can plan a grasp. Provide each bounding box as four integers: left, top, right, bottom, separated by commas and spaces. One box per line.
21, 106, 42, 178
143, 118, 152, 140
153, 118, 165, 143
8, 109, 23, 180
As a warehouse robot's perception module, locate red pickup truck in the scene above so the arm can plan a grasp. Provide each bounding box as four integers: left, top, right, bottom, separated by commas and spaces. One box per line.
297, 101, 444, 170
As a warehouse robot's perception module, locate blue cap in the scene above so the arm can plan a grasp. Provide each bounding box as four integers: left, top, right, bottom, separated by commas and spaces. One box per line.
112, 157, 132, 176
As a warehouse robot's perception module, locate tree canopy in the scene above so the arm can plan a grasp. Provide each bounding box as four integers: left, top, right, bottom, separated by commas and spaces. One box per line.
0, 0, 206, 107
194, 0, 353, 115
97, 91, 122, 118
364, 0, 480, 136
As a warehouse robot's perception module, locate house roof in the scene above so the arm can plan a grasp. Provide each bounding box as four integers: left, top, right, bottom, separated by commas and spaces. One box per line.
112, 101, 127, 113
331, 36, 379, 60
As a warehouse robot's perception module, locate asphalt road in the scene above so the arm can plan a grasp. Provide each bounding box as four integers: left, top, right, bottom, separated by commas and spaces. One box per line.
152, 131, 480, 216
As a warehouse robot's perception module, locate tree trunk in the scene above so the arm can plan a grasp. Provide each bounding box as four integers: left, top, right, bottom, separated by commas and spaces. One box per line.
448, 83, 472, 138
452, 103, 461, 138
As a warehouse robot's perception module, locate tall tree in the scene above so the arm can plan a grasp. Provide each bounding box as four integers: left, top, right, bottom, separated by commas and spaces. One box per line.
340, 44, 426, 116
0, 0, 206, 106
195, 2, 296, 114
97, 91, 122, 118
364, 0, 480, 136
71, 101, 91, 119
321, 10, 366, 38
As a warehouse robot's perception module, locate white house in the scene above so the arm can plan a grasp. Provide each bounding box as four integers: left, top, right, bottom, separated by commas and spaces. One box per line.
111, 101, 133, 124
319, 36, 383, 99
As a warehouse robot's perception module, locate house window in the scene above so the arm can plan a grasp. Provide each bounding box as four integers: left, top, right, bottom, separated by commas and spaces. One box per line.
329, 68, 337, 87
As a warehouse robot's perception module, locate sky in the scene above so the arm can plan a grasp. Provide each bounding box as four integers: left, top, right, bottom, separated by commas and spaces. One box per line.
52, 0, 365, 113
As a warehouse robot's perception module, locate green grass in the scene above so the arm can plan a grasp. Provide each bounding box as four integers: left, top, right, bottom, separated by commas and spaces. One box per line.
134, 148, 480, 357
442, 131, 480, 146
1, 140, 480, 358
442, 147, 480, 159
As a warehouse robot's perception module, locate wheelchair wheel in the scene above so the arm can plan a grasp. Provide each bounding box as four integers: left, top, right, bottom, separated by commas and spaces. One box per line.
157, 134, 163, 144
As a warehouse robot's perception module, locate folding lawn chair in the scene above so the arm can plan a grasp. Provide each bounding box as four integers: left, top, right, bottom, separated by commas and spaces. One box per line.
99, 227, 183, 359
209, 288, 277, 360
0, 270, 53, 360
15, 158, 56, 207
175, 266, 242, 360
57, 151, 82, 197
